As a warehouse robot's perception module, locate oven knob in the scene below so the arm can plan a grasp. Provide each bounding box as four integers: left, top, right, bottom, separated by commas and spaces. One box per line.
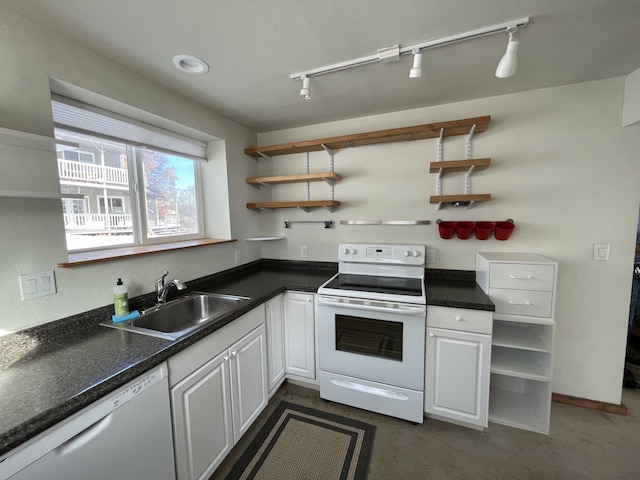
412, 250, 420, 257
403, 250, 410, 257
351, 248, 357, 255
343, 248, 351, 255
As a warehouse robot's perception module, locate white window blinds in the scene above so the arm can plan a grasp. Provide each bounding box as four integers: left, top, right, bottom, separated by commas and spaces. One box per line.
51, 95, 208, 161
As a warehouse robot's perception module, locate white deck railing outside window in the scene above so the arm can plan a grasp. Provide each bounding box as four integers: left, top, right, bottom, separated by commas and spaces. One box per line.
58, 159, 128, 186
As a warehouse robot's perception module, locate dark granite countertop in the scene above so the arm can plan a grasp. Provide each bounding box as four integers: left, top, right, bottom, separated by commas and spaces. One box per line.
0, 261, 492, 458
425, 269, 495, 311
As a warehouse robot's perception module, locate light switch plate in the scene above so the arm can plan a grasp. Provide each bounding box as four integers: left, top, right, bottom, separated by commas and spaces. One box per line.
19, 270, 57, 300
593, 243, 610, 261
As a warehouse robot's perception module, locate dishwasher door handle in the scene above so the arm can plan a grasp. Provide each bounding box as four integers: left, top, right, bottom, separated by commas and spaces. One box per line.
56, 414, 113, 456
317, 296, 425, 316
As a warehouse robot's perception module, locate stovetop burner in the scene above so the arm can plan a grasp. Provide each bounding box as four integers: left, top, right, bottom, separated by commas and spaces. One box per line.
321, 274, 424, 297
318, 243, 427, 304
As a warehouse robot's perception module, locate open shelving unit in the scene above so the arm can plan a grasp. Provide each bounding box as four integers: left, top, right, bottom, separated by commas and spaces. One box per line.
430, 123, 492, 209
245, 116, 490, 211
476, 252, 558, 435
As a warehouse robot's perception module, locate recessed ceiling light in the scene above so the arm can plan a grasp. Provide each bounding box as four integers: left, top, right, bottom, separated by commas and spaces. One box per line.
172, 54, 210, 75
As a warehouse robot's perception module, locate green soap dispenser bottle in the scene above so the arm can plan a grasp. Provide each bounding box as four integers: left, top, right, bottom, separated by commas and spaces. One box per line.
113, 278, 129, 317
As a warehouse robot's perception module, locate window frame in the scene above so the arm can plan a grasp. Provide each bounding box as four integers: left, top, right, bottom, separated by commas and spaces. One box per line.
54, 127, 206, 253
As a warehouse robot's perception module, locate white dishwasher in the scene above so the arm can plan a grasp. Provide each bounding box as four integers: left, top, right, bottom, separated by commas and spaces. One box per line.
2, 363, 176, 480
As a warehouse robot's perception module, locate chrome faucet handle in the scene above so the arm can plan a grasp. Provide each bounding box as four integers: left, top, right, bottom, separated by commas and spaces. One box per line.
156, 271, 169, 288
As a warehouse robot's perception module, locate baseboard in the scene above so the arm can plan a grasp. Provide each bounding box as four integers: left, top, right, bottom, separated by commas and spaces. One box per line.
285, 377, 320, 391
552, 393, 628, 415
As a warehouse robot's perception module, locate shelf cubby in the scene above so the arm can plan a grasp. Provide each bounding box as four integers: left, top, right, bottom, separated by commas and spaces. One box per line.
489, 376, 551, 434
490, 346, 552, 381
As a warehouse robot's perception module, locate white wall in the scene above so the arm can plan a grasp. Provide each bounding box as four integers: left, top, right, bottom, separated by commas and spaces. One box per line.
0, 11, 262, 334
623, 67, 640, 126
256, 78, 640, 405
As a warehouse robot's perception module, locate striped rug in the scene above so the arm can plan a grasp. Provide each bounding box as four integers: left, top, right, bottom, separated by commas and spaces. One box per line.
226, 401, 375, 480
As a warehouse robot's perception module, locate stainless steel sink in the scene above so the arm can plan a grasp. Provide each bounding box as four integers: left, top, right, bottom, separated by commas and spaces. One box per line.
101, 292, 251, 340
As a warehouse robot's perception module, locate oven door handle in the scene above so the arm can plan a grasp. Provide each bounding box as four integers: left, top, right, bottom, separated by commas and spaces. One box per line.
317, 297, 426, 316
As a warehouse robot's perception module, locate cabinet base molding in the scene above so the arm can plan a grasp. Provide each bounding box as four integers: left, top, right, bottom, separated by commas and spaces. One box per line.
425, 413, 484, 431
551, 393, 628, 416
285, 377, 320, 391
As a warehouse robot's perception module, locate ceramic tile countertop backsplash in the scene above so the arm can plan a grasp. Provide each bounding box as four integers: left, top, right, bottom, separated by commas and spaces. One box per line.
0, 260, 492, 458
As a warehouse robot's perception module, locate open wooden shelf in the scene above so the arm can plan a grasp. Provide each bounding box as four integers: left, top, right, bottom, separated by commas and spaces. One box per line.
0, 190, 84, 200
430, 158, 491, 173
0, 126, 78, 152
430, 194, 491, 204
246, 200, 340, 210
246, 172, 341, 186
245, 116, 490, 157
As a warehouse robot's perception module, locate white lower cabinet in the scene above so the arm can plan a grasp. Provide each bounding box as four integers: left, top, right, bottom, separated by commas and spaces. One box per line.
284, 291, 316, 381
425, 306, 492, 429
169, 306, 267, 480
265, 294, 286, 395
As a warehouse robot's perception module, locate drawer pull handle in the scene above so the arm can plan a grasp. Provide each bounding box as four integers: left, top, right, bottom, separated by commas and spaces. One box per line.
508, 300, 532, 306
509, 274, 533, 280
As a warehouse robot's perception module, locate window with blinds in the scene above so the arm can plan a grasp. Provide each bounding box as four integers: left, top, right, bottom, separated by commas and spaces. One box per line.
51, 96, 206, 252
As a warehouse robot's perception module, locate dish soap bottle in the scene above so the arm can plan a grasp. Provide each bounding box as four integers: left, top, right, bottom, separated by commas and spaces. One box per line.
113, 278, 129, 317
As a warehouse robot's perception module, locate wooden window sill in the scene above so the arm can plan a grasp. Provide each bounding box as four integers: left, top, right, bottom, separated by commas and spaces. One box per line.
57, 238, 236, 267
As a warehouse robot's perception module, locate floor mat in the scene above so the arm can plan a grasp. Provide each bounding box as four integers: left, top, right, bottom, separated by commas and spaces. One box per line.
225, 401, 376, 480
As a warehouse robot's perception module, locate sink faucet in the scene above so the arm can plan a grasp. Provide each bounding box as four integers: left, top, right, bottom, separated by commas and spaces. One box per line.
155, 271, 187, 305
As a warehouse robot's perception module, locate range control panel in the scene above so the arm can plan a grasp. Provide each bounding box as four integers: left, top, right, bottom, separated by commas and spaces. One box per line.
338, 243, 426, 265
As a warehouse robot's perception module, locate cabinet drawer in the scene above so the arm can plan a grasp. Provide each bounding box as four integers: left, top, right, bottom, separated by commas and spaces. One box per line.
427, 306, 492, 334
489, 289, 553, 318
490, 264, 555, 292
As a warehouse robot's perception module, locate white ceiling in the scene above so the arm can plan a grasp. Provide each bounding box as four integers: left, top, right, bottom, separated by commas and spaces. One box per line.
3, 0, 640, 132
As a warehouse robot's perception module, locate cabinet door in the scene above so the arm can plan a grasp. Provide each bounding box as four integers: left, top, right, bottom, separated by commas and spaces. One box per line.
425, 327, 491, 427
229, 324, 268, 442
265, 294, 286, 394
171, 352, 233, 480
284, 292, 315, 379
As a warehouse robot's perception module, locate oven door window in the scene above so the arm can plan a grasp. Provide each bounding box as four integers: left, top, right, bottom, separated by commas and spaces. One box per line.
335, 314, 403, 361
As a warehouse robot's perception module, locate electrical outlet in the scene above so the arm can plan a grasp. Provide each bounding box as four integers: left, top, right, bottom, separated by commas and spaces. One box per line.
426, 248, 436, 264
234, 249, 242, 264
300, 245, 308, 258
19, 270, 57, 300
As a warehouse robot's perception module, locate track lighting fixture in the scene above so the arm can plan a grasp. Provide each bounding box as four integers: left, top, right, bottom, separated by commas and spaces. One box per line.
290, 17, 529, 98
495, 28, 519, 78
409, 48, 423, 78
300, 76, 311, 99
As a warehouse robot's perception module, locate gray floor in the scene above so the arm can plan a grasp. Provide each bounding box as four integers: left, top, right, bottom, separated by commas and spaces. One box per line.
211, 381, 640, 480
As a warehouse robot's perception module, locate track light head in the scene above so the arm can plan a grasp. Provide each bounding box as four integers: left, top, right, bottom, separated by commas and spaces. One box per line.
495, 29, 519, 78
409, 49, 422, 78
300, 76, 311, 99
